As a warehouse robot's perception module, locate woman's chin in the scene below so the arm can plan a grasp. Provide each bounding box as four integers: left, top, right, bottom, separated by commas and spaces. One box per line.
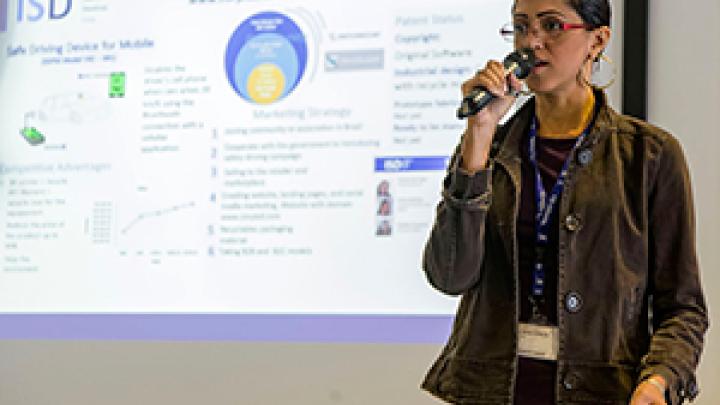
526, 77, 555, 94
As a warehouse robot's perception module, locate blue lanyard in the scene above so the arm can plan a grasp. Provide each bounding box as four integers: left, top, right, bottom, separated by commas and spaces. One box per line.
528, 117, 591, 300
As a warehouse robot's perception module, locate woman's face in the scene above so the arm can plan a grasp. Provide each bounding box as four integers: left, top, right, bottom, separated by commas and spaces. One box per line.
379, 200, 390, 215
378, 181, 389, 195
512, 0, 605, 94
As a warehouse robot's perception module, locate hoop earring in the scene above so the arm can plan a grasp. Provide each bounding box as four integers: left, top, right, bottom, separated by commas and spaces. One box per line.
581, 54, 617, 90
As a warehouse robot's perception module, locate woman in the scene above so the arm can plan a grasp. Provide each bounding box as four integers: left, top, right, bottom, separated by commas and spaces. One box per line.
421, 0, 708, 404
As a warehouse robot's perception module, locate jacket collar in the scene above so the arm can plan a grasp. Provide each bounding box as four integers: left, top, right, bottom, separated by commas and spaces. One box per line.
495, 87, 619, 170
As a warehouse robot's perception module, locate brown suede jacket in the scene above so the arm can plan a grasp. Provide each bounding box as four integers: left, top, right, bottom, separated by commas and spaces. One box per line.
421, 89, 708, 405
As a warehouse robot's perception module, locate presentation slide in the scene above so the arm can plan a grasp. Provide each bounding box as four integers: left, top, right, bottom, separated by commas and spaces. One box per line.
0, 0, 513, 338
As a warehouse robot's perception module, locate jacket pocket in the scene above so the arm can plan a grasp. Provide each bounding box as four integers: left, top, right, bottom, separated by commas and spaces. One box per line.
436, 357, 513, 402
560, 362, 638, 403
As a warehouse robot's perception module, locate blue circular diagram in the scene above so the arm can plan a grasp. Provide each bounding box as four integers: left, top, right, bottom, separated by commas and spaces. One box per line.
225, 11, 308, 104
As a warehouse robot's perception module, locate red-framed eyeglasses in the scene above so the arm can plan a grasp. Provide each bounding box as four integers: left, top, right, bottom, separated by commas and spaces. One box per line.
500, 17, 592, 42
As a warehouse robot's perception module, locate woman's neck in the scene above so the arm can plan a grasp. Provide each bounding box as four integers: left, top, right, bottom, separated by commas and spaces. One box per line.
535, 86, 595, 139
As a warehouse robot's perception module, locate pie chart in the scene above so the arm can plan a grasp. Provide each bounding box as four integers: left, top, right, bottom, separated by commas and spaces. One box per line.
225, 11, 308, 104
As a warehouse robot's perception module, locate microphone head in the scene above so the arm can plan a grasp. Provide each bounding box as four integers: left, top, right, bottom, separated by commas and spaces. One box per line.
504, 48, 536, 79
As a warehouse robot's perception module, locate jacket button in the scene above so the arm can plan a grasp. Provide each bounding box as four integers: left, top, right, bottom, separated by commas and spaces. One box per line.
565, 292, 583, 313
564, 214, 582, 232
578, 149, 593, 166
687, 381, 699, 399
563, 373, 578, 390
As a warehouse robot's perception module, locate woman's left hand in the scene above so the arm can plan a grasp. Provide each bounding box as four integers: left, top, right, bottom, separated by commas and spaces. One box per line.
629, 375, 667, 405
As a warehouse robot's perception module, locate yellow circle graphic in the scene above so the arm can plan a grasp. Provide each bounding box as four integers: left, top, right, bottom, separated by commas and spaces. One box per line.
247, 63, 286, 104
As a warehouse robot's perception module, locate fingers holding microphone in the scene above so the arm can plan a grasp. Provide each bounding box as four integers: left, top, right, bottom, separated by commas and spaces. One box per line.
462, 60, 522, 127
458, 48, 535, 123
459, 61, 520, 173
458, 49, 534, 172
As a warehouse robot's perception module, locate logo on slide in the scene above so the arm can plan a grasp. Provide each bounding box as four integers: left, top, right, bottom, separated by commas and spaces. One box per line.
0, 0, 73, 33
225, 11, 308, 104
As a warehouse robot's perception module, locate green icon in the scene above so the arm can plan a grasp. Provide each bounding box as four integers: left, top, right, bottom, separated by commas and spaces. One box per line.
20, 127, 45, 146
109, 72, 126, 98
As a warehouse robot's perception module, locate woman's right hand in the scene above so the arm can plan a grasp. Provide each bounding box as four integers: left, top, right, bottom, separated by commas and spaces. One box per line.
460, 60, 523, 173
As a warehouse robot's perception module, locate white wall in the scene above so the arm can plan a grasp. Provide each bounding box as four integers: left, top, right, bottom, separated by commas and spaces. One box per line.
0, 341, 443, 405
647, 1, 720, 403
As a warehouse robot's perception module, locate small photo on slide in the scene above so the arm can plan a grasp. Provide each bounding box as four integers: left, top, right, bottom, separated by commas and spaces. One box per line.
377, 179, 391, 197
376, 218, 392, 236
377, 197, 392, 216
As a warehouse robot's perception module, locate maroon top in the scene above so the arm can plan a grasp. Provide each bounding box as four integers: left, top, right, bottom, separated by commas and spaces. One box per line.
513, 133, 578, 405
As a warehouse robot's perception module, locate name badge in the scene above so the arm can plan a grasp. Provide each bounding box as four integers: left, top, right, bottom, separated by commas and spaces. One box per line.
518, 323, 559, 361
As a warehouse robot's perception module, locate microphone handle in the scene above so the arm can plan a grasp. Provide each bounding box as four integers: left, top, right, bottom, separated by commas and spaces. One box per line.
457, 61, 521, 119
457, 88, 495, 119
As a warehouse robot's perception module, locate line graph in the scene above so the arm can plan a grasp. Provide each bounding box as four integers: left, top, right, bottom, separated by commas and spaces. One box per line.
120, 201, 196, 235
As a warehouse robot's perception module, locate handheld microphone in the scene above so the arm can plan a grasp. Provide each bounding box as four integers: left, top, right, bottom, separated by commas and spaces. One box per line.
457, 48, 536, 119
